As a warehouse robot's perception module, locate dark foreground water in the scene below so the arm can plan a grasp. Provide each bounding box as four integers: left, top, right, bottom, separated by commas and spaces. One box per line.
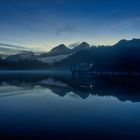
0, 73, 140, 140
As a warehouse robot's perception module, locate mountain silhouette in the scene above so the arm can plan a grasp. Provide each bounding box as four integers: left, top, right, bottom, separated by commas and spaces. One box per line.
6, 51, 35, 62
113, 38, 140, 48
73, 42, 90, 52
40, 42, 90, 57
1, 38, 140, 71
40, 44, 72, 57
4, 42, 91, 63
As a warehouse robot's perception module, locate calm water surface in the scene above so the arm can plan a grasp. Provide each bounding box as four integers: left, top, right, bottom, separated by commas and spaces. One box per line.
0, 74, 140, 140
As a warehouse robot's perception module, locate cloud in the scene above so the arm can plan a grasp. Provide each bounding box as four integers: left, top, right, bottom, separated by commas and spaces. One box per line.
68, 42, 80, 48
56, 24, 80, 35
0, 47, 22, 56
0, 42, 29, 55
0, 43, 27, 49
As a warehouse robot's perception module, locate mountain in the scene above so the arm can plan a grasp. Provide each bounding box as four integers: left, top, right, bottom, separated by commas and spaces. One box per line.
5, 38, 140, 65
6, 51, 35, 62
38, 42, 91, 63
40, 44, 72, 57
50, 44, 72, 54
0, 53, 7, 59
113, 38, 140, 48
73, 42, 90, 52
2, 38, 140, 71
55, 39, 140, 71
38, 44, 73, 63
39, 42, 90, 58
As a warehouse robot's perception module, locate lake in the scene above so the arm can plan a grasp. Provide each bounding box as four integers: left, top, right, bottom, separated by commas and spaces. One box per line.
0, 73, 140, 140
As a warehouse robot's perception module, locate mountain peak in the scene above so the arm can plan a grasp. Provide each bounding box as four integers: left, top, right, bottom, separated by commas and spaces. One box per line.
56, 44, 67, 48
73, 42, 90, 52
80, 42, 90, 46
40, 44, 71, 57
118, 39, 127, 43
50, 44, 70, 53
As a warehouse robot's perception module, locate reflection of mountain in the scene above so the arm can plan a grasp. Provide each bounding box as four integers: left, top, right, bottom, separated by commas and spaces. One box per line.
0, 75, 140, 102
0, 82, 32, 98
39, 78, 69, 87
39, 78, 70, 96
39, 78, 90, 99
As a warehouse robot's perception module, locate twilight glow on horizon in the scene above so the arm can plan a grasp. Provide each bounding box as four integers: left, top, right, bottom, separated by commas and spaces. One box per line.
0, 0, 140, 54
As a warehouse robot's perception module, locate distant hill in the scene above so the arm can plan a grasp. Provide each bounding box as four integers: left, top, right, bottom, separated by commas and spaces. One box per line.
73, 42, 90, 52
39, 42, 90, 57
6, 51, 35, 62
55, 39, 140, 71
39, 44, 72, 57
113, 38, 140, 48
38, 42, 91, 63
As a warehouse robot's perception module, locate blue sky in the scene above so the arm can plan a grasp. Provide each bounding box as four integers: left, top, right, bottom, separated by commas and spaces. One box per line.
0, 0, 140, 54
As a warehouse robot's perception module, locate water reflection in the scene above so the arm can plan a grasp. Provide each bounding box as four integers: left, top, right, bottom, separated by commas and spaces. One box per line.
0, 74, 140, 102
0, 74, 140, 140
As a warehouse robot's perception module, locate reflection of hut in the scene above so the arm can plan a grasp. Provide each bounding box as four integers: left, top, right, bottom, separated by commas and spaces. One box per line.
71, 63, 95, 77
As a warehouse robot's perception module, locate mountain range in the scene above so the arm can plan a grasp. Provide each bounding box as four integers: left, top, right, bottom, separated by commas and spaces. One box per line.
5, 42, 91, 63
113, 38, 140, 48
5, 39, 140, 63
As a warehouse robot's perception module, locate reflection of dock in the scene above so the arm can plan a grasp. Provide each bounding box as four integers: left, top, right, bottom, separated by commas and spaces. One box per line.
71, 63, 95, 78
